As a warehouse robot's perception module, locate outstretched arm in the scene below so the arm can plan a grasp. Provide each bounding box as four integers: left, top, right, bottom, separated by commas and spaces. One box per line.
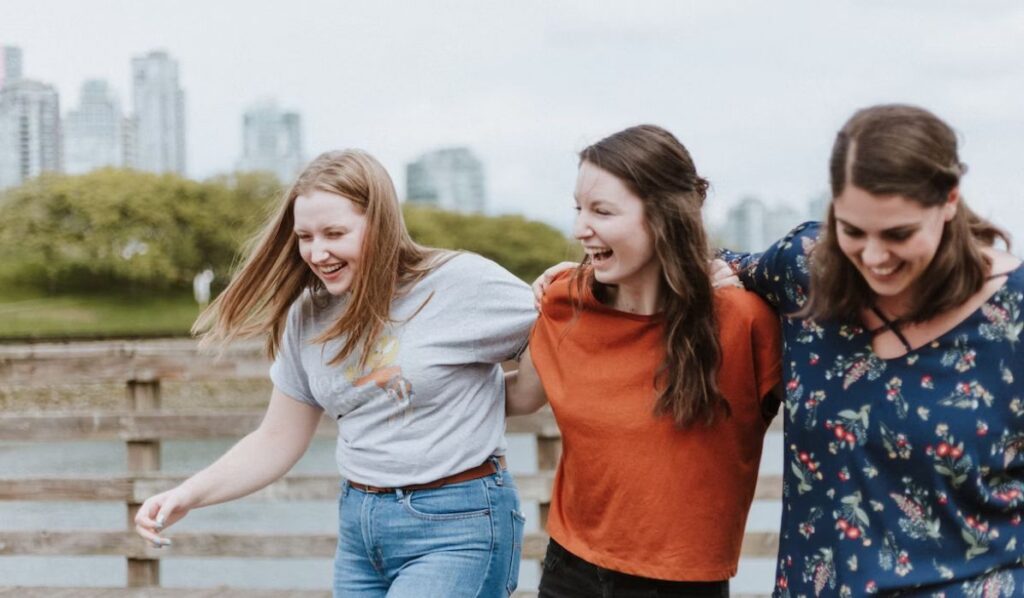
505, 346, 548, 416
133, 387, 322, 545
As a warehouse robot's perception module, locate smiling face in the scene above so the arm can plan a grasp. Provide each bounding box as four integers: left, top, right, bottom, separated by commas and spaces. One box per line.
833, 184, 957, 314
572, 161, 660, 295
293, 189, 368, 296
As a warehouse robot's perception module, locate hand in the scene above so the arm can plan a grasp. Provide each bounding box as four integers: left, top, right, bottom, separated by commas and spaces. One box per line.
710, 258, 743, 289
133, 486, 195, 548
531, 262, 579, 310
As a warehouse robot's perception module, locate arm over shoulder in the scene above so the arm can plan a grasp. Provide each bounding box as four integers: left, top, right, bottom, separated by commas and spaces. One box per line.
718, 221, 821, 313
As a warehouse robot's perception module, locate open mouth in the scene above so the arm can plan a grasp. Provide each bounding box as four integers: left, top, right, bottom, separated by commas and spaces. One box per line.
318, 262, 348, 278
589, 249, 613, 264
866, 262, 903, 279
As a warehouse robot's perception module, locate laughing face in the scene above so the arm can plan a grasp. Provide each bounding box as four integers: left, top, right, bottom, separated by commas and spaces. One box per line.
572, 161, 660, 294
833, 184, 957, 315
293, 189, 367, 296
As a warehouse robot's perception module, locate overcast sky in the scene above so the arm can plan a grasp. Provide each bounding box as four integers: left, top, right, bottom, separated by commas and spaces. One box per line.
5, 1, 1024, 239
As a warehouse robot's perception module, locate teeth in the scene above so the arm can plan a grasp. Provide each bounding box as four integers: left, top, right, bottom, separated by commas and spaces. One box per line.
870, 264, 898, 276
320, 263, 345, 274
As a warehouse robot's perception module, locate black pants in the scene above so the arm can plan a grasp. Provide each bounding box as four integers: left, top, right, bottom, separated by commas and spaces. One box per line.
538, 540, 729, 598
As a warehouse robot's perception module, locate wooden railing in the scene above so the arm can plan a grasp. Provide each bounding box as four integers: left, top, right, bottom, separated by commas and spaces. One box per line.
0, 340, 780, 597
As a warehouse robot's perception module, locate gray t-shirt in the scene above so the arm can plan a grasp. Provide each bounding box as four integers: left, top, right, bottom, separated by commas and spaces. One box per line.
270, 252, 535, 487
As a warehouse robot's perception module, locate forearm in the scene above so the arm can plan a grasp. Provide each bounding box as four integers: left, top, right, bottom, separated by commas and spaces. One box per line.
505, 347, 548, 416
177, 389, 321, 509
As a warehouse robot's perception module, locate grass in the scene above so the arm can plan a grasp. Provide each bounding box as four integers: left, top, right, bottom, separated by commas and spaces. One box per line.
0, 285, 202, 341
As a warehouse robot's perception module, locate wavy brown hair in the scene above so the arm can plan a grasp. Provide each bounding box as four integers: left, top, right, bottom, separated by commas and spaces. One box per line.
803, 104, 1009, 324
572, 124, 725, 427
194, 150, 448, 366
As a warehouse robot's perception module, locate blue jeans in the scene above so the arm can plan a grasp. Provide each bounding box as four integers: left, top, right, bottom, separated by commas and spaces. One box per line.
334, 462, 525, 597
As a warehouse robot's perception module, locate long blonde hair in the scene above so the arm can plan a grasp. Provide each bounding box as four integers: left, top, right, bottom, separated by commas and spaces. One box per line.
194, 150, 448, 366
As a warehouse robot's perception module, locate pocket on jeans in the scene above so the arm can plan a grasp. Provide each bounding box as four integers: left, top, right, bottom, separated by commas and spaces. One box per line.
402, 480, 491, 521
505, 510, 526, 595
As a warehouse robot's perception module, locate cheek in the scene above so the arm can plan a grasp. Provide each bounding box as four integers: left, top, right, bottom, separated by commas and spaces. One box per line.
835, 235, 859, 261
909, 235, 942, 263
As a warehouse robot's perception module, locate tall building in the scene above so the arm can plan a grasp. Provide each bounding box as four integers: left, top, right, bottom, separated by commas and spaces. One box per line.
131, 50, 185, 175
406, 147, 487, 213
236, 99, 304, 183
723, 196, 768, 252
1, 46, 23, 89
0, 78, 61, 189
721, 196, 805, 252
766, 203, 802, 244
807, 192, 830, 222
64, 79, 124, 174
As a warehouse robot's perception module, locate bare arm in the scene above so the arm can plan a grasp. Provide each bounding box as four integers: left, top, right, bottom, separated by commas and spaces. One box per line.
505, 346, 548, 416
133, 387, 323, 545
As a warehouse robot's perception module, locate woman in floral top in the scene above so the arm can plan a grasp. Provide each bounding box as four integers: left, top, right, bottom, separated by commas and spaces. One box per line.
721, 104, 1024, 597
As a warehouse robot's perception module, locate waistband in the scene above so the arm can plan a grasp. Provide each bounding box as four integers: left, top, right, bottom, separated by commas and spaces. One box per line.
348, 455, 507, 494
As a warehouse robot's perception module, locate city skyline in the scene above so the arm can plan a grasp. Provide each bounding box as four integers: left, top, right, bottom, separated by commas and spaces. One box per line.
3, 1, 1024, 240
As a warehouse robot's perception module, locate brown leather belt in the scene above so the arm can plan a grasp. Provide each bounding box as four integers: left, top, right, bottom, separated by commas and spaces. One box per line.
348, 456, 507, 494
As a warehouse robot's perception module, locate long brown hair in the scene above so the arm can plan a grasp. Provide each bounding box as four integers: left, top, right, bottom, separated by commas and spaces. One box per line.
573, 124, 725, 427
194, 150, 448, 366
803, 104, 1009, 324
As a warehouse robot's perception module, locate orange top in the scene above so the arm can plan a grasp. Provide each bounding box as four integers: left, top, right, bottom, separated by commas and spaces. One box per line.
529, 273, 782, 581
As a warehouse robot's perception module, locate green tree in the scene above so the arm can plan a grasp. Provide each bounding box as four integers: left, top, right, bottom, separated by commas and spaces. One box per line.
403, 206, 578, 282
0, 171, 573, 291
0, 169, 280, 292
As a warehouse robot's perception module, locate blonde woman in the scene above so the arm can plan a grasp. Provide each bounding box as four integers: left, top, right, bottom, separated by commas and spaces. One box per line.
133, 150, 535, 597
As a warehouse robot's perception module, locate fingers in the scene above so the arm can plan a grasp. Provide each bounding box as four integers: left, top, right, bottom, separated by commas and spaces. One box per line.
532, 261, 580, 310
709, 259, 744, 289
133, 494, 176, 548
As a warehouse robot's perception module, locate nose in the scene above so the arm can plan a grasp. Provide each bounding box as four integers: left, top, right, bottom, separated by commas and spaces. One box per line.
309, 238, 331, 263
861, 237, 890, 266
572, 214, 592, 240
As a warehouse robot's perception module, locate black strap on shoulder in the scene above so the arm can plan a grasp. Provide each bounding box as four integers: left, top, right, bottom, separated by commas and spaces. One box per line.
869, 306, 913, 353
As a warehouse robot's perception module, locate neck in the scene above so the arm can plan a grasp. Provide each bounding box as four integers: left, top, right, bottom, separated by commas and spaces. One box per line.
873, 293, 912, 321
609, 280, 662, 315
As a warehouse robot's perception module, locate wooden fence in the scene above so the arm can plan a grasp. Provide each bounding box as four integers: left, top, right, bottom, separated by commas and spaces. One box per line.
0, 340, 780, 597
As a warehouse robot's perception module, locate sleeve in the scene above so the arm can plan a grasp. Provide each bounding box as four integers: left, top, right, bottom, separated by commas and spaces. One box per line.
441, 253, 538, 364
717, 221, 821, 314
268, 296, 322, 409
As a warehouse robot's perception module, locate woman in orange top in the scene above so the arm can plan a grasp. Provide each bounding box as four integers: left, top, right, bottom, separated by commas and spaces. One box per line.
507, 124, 782, 597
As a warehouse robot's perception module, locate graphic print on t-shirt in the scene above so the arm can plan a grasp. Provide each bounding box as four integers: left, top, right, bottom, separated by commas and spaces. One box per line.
344, 332, 414, 426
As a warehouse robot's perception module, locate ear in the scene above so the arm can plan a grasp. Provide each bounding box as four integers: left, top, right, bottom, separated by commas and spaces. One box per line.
942, 187, 960, 221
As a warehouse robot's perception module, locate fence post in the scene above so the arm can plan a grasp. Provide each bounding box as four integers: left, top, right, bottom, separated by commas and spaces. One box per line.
126, 378, 162, 587
535, 435, 561, 528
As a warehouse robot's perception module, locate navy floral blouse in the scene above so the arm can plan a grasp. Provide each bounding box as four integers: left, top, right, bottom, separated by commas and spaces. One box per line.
723, 222, 1024, 597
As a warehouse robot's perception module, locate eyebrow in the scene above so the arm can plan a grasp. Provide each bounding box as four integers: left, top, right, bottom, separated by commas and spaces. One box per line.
835, 218, 919, 234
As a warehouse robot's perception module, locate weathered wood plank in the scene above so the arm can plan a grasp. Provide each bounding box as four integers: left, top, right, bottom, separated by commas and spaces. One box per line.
0, 410, 552, 441
0, 530, 779, 559
0, 587, 331, 597
0, 470, 570, 503
0, 411, 332, 441
0, 340, 269, 387
0, 471, 782, 503
0, 407, 777, 441
0, 589, 769, 598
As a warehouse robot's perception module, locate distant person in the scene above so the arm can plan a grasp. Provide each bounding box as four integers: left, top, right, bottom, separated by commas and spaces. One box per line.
508, 125, 782, 597
192, 268, 214, 307
134, 150, 535, 597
